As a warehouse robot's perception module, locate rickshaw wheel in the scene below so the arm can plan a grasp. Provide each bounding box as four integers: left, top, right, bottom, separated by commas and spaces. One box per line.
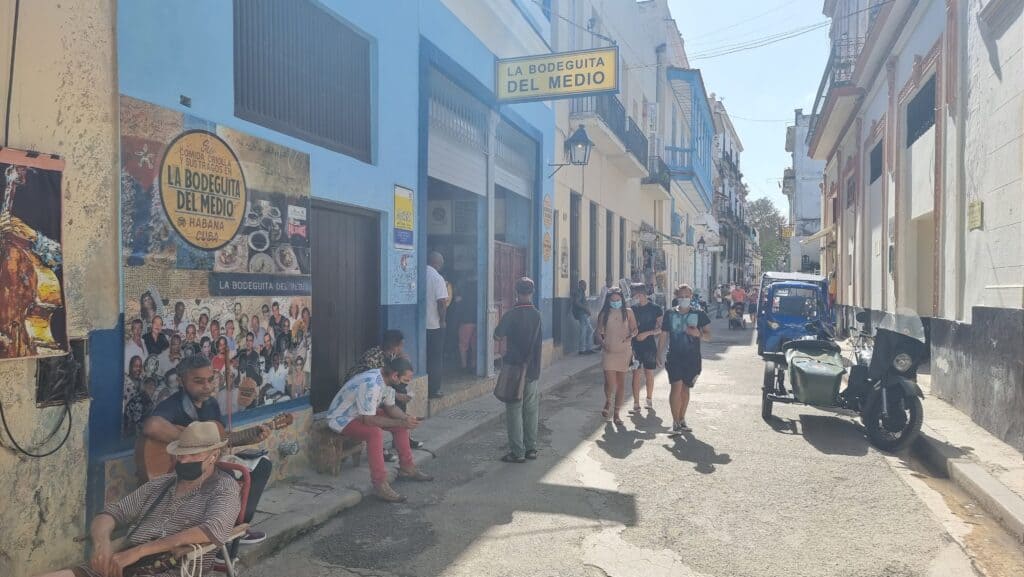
761, 362, 775, 420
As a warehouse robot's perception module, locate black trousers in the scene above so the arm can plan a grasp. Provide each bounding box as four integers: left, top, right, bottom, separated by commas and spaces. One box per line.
426, 327, 445, 396
228, 458, 272, 557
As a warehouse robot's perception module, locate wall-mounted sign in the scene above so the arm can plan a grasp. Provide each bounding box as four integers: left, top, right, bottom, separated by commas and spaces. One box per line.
543, 232, 553, 262
543, 194, 553, 229
160, 130, 247, 250
781, 226, 794, 239
968, 200, 984, 230
394, 185, 415, 250
496, 46, 619, 103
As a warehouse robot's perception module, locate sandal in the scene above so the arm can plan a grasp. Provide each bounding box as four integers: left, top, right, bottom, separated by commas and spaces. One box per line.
373, 482, 407, 503
501, 452, 526, 463
629, 404, 642, 414
601, 402, 612, 421
613, 416, 625, 427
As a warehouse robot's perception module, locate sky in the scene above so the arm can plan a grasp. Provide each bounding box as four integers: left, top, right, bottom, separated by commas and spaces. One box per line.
668, 0, 831, 214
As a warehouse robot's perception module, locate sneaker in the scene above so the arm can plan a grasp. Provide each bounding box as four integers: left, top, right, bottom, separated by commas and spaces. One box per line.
214, 551, 240, 564
239, 529, 266, 545
409, 438, 424, 449
383, 448, 397, 462
645, 398, 653, 409
668, 422, 683, 437
679, 420, 692, 433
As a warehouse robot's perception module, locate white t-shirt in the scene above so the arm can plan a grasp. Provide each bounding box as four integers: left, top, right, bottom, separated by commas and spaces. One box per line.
425, 265, 449, 330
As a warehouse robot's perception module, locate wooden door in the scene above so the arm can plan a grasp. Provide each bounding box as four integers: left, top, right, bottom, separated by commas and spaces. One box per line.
310, 200, 381, 411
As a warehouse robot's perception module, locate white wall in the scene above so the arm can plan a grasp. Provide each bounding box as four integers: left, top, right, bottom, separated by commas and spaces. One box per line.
959, 0, 1024, 319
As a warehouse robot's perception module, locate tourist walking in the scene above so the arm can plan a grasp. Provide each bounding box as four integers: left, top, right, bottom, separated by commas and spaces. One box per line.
630, 283, 662, 413
659, 284, 712, 435
596, 287, 637, 426
493, 277, 543, 463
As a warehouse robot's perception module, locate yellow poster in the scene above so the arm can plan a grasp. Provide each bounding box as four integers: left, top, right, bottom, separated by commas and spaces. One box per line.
496, 47, 619, 103
159, 130, 247, 250
394, 185, 415, 249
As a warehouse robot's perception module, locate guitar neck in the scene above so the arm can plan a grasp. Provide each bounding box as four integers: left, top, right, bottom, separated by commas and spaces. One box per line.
226, 426, 262, 448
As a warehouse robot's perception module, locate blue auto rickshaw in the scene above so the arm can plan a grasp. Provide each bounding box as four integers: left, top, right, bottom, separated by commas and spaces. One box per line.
756, 281, 829, 356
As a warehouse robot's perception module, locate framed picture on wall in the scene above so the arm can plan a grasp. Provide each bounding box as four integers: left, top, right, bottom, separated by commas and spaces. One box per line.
428, 200, 452, 235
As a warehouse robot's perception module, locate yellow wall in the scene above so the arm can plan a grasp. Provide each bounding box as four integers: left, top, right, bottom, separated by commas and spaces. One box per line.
0, 1, 117, 574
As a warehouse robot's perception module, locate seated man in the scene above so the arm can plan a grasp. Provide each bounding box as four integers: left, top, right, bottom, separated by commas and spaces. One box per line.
325, 357, 433, 503
343, 330, 423, 458
142, 356, 270, 550
38, 421, 240, 577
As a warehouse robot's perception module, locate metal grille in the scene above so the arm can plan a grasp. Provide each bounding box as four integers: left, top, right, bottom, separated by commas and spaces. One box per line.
496, 121, 537, 186
429, 68, 488, 151
233, 0, 372, 163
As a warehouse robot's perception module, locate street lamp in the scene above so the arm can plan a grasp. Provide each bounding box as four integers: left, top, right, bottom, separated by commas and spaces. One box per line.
696, 236, 706, 254
548, 125, 594, 176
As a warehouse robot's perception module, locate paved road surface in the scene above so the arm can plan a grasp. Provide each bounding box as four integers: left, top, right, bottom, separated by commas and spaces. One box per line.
247, 319, 1020, 577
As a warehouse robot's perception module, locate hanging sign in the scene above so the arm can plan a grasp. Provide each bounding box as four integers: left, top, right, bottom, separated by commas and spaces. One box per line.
160, 130, 247, 250
496, 46, 619, 103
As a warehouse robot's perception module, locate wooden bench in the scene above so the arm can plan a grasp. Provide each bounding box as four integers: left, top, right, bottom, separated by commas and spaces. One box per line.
310, 419, 364, 475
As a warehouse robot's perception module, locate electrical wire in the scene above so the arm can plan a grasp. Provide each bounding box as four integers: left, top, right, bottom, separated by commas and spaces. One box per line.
3, 0, 21, 146
690, 22, 830, 59
0, 382, 73, 459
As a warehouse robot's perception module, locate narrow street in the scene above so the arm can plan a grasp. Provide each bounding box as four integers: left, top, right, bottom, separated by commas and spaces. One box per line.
247, 320, 1022, 577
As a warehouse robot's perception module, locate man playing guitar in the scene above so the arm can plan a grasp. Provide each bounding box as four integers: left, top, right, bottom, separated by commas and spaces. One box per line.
141, 356, 271, 552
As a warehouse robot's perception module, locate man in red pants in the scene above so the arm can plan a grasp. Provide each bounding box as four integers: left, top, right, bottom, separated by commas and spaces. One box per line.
325, 357, 433, 502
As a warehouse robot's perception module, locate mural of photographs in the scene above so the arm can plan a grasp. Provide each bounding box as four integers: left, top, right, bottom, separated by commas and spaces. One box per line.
216, 191, 310, 276
122, 292, 312, 437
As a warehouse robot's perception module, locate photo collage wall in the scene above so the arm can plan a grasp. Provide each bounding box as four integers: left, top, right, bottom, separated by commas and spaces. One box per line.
120, 96, 312, 437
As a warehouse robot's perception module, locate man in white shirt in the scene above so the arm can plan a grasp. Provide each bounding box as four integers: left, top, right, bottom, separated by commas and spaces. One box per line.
262, 352, 289, 403
425, 251, 449, 399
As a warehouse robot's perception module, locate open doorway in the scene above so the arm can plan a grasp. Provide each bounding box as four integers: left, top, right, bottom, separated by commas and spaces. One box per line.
427, 177, 484, 379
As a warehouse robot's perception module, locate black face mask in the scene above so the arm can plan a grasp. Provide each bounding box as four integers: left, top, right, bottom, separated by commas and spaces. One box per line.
175, 460, 204, 481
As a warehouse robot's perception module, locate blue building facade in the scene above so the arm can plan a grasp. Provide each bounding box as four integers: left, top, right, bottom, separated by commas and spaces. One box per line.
87, 0, 555, 515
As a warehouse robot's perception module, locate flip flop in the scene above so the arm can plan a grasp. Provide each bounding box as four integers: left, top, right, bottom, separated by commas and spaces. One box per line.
601, 402, 612, 420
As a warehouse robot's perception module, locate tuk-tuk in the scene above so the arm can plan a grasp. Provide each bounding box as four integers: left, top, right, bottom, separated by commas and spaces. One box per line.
756, 272, 831, 355
756, 281, 829, 355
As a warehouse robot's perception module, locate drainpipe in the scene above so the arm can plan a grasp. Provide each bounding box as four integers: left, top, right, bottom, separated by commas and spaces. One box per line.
954, 0, 967, 321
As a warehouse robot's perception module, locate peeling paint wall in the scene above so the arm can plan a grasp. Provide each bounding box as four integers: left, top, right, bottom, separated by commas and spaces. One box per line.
0, 1, 117, 575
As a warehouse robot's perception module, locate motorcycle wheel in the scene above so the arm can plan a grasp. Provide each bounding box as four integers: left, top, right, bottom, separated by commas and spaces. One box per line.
761, 362, 775, 421
863, 389, 923, 452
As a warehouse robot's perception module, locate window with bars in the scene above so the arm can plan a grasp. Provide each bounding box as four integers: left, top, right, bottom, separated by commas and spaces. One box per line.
233, 0, 373, 163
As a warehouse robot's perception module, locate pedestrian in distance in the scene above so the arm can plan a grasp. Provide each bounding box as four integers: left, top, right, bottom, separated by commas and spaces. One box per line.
629, 283, 663, 413
493, 277, 543, 463
572, 279, 597, 355
595, 287, 638, 427
658, 284, 712, 435
713, 285, 724, 319
425, 251, 449, 399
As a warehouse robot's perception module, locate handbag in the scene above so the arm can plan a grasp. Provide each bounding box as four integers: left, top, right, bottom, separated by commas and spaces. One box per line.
494, 311, 542, 403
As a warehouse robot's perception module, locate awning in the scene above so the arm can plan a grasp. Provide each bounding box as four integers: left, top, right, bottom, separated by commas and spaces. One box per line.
800, 224, 835, 244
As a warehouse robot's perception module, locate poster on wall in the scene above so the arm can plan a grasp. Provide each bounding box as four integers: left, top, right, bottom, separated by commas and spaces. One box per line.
0, 148, 68, 361
393, 185, 414, 250
119, 96, 312, 437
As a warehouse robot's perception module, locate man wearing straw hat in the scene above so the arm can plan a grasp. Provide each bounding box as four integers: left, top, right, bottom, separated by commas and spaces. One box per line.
37, 421, 241, 577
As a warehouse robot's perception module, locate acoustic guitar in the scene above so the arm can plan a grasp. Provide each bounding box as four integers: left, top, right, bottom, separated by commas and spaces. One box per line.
134, 412, 293, 482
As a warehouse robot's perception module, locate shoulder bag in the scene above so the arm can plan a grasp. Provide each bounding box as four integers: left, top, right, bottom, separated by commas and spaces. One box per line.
494, 310, 542, 403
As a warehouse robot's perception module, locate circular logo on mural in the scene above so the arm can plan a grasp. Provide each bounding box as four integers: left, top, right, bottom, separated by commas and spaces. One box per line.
159, 130, 247, 250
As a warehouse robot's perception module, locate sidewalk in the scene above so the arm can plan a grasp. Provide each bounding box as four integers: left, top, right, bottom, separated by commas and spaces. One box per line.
237, 352, 602, 566
838, 339, 1024, 543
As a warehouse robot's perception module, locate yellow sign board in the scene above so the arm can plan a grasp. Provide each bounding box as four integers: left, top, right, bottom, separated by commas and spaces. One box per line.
160, 130, 247, 250
781, 226, 794, 239
394, 185, 415, 249
496, 47, 619, 103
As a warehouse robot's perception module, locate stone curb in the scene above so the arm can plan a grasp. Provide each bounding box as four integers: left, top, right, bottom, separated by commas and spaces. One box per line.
913, 426, 1024, 544
237, 355, 600, 566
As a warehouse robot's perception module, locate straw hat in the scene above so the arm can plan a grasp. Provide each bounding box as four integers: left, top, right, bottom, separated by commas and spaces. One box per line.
166, 421, 227, 456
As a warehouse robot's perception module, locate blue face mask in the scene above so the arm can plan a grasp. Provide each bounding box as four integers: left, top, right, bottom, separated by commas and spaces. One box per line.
610, 300, 623, 310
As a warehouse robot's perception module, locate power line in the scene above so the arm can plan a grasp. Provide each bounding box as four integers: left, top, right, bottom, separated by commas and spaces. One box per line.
690, 21, 829, 59
686, 0, 801, 44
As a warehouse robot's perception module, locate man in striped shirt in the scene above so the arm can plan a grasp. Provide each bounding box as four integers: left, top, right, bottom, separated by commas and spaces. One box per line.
38, 421, 240, 577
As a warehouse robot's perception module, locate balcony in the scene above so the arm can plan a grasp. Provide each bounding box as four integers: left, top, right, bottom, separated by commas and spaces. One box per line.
641, 156, 671, 200
665, 68, 714, 209
570, 93, 647, 178
807, 36, 866, 158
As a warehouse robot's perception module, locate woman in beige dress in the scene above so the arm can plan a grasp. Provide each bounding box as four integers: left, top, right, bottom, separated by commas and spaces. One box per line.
596, 288, 637, 426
